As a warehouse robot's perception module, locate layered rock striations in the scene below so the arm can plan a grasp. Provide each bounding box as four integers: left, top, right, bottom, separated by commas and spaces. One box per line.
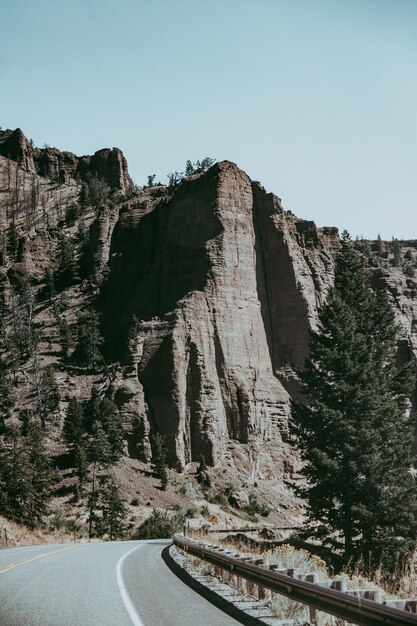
102, 162, 340, 470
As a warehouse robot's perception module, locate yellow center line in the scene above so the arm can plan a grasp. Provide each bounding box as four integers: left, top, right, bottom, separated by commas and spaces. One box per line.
0, 545, 81, 575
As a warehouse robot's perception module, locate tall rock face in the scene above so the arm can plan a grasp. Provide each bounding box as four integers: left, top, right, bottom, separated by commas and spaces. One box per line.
102, 162, 339, 469
0, 128, 131, 191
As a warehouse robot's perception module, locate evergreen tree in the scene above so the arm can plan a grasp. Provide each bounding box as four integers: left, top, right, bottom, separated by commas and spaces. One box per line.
184, 160, 194, 176
83, 393, 102, 433
41, 366, 60, 413
87, 422, 112, 537
88, 421, 113, 466
75, 309, 103, 370
96, 478, 127, 539
0, 359, 13, 433
25, 422, 54, 527
63, 397, 85, 449
0, 427, 32, 524
291, 231, 417, 575
0, 423, 54, 527
58, 316, 72, 358
19, 409, 31, 436
83, 393, 124, 463
65, 202, 80, 227
152, 433, 168, 490
100, 397, 124, 462
44, 268, 55, 300
7, 222, 19, 261
86, 175, 110, 209
55, 236, 78, 288
391, 237, 402, 267
74, 443, 88, 488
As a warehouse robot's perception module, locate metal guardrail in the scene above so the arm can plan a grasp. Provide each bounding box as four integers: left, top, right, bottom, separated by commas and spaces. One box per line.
173, 535, 417, 626
207, 525, 299, 533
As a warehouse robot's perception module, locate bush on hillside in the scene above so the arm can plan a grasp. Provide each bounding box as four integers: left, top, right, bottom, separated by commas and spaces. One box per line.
132, 509, 182, 540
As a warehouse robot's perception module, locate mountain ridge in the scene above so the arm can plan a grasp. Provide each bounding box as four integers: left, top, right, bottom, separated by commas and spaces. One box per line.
0, 127, 416, 533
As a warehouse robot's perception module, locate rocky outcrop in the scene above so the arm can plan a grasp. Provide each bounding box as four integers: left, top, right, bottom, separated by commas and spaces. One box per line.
0, 128, 131, 191
0, 128, 36, 173
103, 162, 340, 470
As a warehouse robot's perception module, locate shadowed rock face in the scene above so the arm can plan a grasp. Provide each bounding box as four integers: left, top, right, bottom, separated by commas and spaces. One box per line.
103, 161, 340, 469
0, 128, 131, 191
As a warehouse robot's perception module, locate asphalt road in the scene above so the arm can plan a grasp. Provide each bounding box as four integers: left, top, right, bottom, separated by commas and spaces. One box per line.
0, 540, 240, 625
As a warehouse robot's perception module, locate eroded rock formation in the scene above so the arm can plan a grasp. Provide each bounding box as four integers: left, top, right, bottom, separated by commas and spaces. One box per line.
102, 162, 340, 470
0, 128, 131, 191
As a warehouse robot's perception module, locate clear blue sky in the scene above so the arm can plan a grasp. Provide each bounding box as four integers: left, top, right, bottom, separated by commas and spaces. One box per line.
1, 0, 416, 239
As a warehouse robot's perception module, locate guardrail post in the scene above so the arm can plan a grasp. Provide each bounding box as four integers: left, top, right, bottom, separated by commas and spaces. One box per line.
364, 589, 382, 603
255, 560, 267, 600
406, 600, 417, 613
309, 606, 318, 625
332, 579, 347, 592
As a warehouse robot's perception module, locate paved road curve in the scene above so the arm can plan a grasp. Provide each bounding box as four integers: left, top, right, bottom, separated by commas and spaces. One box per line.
0, 540, 240, 626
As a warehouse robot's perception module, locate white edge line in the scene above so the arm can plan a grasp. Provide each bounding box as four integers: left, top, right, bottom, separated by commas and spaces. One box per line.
116, 543, 146, 626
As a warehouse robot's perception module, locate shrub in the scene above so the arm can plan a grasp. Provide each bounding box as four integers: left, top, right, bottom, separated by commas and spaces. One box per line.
207, 492, 227, 506
132, 510, 182, 540
246, 495, 270, 518
265, 544, 327, 575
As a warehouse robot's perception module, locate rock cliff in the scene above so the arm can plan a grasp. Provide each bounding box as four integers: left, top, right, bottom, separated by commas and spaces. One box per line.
0, 129, 416, 512
0, 128, 131, 191
101, 161, 340, 470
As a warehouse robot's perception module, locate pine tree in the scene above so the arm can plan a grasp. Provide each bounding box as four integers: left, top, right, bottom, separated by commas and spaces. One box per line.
185, 160, 194, 176
41, 366, 60, 413
7, 222, 19, 261
88, 421, 112, 466
100, 397, 124, 462
0, 427, 32, 524
0, 423, 54, 527
152, 433, 168, 490
96, 478, 127, 539
55, 236, 78, 288
391, 237, 402, 267
87, 422, 112, 537
25, 422, 54, 527
83, 393, 124, 463
44, 268, 55, 300
291, 232, 417, 575
74, 443, 88, 488
76, 309, 104, 370
0, 359, 13, 433
63, 397, 85, 449
58, 316, 72, 358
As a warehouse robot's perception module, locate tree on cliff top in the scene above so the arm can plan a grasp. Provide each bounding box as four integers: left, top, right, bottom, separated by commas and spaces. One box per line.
291, 231, 417, 576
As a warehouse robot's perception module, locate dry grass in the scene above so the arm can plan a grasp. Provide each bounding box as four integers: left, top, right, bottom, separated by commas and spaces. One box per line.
0, 515, 75, 550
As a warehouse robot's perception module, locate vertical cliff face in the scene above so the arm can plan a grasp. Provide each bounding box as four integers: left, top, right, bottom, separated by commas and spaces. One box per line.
103, 162, 340, 470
